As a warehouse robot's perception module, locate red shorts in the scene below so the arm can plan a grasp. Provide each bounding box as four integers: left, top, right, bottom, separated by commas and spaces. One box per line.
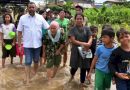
16, 43, 24, 56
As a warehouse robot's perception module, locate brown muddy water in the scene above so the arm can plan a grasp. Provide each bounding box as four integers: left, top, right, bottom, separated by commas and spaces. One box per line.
0, 45, 94, 90
0, 61, 94, 90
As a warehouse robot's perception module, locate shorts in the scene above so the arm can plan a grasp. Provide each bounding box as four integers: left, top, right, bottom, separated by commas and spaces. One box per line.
95, 69, 112, 90
16, 43, 24, 56
46, 55, 61, 68
2, 39, 16, 58
24, 47, 41, 66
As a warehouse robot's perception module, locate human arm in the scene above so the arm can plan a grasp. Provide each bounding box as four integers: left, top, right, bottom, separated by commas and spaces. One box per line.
0, 25, 5, 46
87, 55, 98, 80
108, 50, 129, 80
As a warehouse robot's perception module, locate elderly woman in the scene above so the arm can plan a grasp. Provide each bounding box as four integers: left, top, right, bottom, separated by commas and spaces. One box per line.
42, 21, 65, 82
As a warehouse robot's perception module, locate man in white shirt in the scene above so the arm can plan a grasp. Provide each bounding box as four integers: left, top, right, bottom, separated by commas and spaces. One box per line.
17, 2, 49, 85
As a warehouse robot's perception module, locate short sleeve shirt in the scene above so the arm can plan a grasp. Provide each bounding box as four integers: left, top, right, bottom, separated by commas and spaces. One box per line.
95, 45, 116, 73
0, 23, 16, 39
17, 13, 49, 48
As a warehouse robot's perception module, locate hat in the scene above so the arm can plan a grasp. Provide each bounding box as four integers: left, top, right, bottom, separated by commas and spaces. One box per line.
9, 31, 16, 39
46, 8, 52, 13
5, 44, 12, 50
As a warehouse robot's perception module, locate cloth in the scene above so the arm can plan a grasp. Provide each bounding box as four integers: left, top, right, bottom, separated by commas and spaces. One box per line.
17, 13, 49, 48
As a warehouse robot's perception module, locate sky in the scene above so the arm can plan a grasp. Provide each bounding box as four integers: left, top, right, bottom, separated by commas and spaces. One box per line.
30, 0, 130, 4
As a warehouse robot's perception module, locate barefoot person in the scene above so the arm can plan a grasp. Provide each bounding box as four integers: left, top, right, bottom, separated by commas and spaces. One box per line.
0, 14, 16, 68
42, 21, 65, 83
17, 2, 49, 84
69, 13, 92, 89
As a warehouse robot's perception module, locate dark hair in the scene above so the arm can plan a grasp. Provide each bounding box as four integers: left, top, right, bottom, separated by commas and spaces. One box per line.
75, 5, 83, 12
116, 29, 130, 39
39, 9, 45, 15
28, 2, 36, 7
102, 24, 112, 30
65, 10, 71, 15
74, 13, 84, 20
3, 14, 13, 24
90, 25, 98, 32
101, 28, 115, 38
59, 9, 65, 13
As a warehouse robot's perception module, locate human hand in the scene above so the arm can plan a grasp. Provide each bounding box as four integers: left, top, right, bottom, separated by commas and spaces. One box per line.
55, 50, 61, 55
116, 72, 129, 80
87, 73, 92, 81
12, 43, 15, 46
2, 42, 5, 46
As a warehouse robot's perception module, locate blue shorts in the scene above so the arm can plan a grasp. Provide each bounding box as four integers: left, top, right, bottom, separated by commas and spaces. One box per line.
24, 47, 41, 66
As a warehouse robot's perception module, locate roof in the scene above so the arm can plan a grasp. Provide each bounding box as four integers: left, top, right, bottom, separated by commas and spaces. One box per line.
0, 0, 30, 4
104, 0, 127, 4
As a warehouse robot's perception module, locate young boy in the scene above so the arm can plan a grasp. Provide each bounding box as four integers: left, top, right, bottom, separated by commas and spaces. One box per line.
42, 21, 65, 83
109, 29, 130, 90
87, 28, 116, 90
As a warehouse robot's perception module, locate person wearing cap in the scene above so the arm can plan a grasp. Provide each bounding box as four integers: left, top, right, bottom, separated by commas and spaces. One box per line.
17, 2, 49, 85
46, 8, 55, 24
0, 13, 16, 68
69, 5, 88, 28
55, 9, 70, 67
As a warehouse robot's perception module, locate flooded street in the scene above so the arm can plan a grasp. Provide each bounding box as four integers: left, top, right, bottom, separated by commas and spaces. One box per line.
0, 60, 94, 90
0, 45, 115, 90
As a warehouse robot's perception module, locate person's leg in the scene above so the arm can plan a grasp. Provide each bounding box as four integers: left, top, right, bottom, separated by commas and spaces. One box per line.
10, 57, 13, 64
19, 55, 23, 65
24, 48, 33, 84
2, 58, 6, 68
69, 68, 78, 82
127, 80, 130, 90
2, 46, 8, 68
53, 55, 61, 78
80, 68, 87, 87
95, 69, 105, 90
104, 73, 112, 90
63, 51, 67, 67
25, 65, 31, 85
33, 47, 41, 74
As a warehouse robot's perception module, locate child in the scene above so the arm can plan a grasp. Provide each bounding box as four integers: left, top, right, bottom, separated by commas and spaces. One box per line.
97, 24, 118, 47
0, 14, 16, 68
16, 41, 24, 65
87, 28, 116, 90
42, 21, 65, 83
69, 13, 92, 89
109, 29, 130, 90
86, 25, 98, 84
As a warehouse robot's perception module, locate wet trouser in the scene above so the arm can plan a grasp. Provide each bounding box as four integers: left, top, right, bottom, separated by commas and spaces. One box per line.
70, 68, 87, 83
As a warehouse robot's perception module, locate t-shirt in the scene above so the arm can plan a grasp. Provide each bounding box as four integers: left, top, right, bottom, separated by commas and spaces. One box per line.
95, 45, 116, 73
0, 23, 16, 39
109, 47, 130, 74
55, 18, 69, 39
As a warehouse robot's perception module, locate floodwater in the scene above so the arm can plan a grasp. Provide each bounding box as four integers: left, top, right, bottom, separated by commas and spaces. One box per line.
0, 61, 94, 90
0, 45, 94, 90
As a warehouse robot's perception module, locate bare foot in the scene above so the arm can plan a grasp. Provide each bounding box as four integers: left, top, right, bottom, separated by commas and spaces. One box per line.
80, 83, 87, 88
68, 76, 74, 83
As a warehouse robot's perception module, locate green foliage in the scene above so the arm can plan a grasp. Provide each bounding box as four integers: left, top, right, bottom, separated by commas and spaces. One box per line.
85, 5, 130, 26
